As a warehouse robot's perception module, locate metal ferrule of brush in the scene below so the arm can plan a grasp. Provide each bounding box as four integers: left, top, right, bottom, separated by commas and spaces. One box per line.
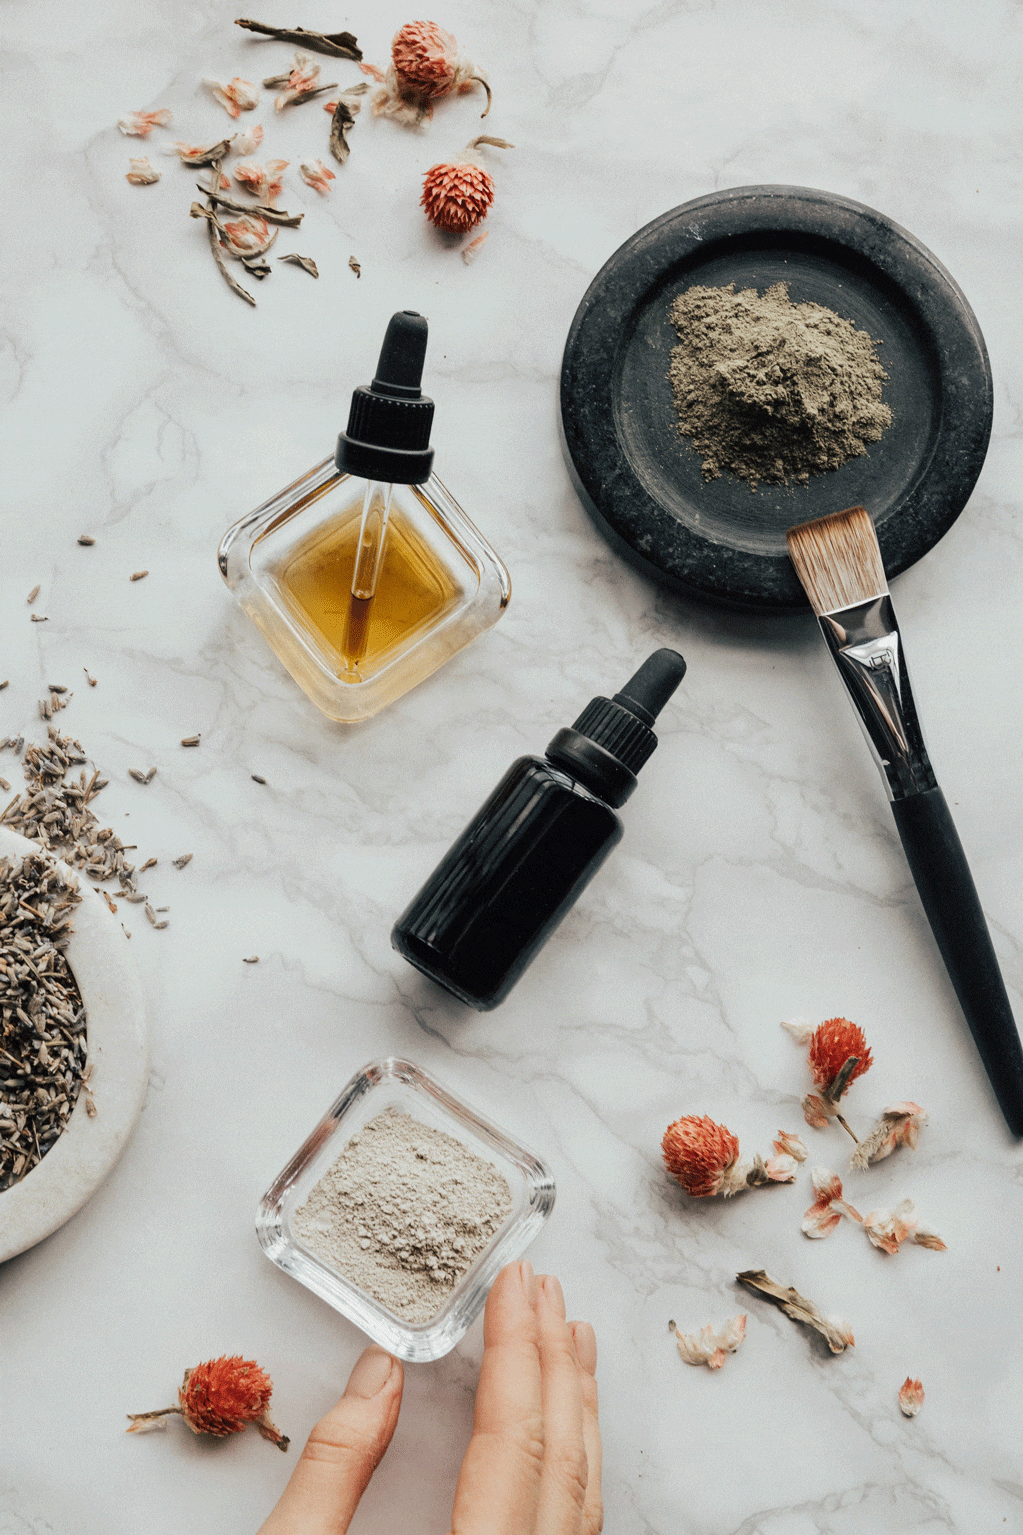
818, 594, 938, 801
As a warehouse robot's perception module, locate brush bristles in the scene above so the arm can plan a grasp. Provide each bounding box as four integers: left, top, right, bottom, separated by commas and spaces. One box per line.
786, 506, 889, 616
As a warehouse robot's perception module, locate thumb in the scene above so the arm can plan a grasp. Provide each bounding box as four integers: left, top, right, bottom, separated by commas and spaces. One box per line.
258, 1347, 404, 1535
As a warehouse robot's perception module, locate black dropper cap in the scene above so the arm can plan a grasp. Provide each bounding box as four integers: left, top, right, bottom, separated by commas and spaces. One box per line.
336, 311, 435, 484
545, 649, 687, 807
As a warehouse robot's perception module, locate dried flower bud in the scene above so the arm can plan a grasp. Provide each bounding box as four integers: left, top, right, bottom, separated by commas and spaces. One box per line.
801, 1167, 864, 1239
118, 109, 173, 138
862, 1198, 946, 1255
773, 1130, 808, 1161
849, 1102, 927, 1171
672, 1314, 746, 1370
203, 77, 260, 118
127, 1355, 288, 1449
368, 21, 491, 127
899, 1377, 925, 1417
126, 157, 161, 185
421, 136, 512, 234
299, 159, 336, 195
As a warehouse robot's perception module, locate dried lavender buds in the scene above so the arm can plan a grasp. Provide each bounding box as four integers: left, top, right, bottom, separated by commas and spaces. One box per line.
1, 851, 87, 1189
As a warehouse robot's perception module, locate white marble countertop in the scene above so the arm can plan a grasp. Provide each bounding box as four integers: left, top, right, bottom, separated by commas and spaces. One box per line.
2, 2, 1021, 1531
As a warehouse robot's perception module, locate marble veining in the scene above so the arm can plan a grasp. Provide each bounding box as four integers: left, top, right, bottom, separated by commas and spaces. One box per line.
1, 2, 1021, 1532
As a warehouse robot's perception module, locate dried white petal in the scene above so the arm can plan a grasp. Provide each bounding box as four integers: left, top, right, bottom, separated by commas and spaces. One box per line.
673, 1314, 747, 1370
899, 1377, 925, 1417
203, 77, 260, 118
118, 109, 173, 138
299, 159, 335, 195
781, 1016, 815, 1045
801, 1167, 863, 1239
126, 157, 161, 186
773, 1129, 808, 1161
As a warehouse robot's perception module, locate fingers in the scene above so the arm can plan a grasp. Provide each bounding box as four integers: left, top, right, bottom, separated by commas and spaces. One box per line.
534, 1275, 588, 1535
450, 1260, 545, 1535
257, 1347, 403, 1535
569, 1322, 602, 1535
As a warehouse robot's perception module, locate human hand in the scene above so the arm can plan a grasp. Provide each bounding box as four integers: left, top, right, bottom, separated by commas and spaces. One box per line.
257, 1260, 601, 1535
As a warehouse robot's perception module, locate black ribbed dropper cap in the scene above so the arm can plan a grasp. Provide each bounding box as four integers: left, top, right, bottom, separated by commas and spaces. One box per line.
336, 311, 436, 484
545, 649, 687, 807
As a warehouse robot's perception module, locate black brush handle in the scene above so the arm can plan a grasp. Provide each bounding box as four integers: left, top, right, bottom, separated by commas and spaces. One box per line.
891, 787, 1023, 1136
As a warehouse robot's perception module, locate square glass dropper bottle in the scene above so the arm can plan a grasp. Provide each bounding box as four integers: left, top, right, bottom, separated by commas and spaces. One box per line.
218, 311, 511, 722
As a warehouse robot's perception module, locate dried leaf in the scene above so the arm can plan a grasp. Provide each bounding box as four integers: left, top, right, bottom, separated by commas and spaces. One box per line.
278, 254, 318, 278
206, 188, 302, 227
736, 1269, 854, 1354
327, 84, 369, 165
234, 19, 362, 60
348, 255, 360, 278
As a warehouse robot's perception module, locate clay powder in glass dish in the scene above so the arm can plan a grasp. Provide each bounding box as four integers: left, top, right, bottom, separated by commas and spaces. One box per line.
256, 1058, 555, 1362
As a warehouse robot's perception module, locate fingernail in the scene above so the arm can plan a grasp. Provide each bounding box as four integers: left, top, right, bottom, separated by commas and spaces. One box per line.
571, 1320, 598, 1375
541, 1274, 566, 1319
519, 1259, 537, 1305
344, 1347, 394, 1399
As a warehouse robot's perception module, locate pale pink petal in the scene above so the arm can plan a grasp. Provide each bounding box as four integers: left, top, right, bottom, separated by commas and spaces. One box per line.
773, 1130, 808, 1161
863, 1197, 941, 1254
221, 215, 272, 256
231, 124, 265, 156
764, 1153, 797, 1183
802, 1167, 863, 1238
359, 60, 387, 83
234, 159, 265, 194
802, 1202, 842, 1238
802, 1092, 834, 1129
118, 109, 173, 138
275, 54, 322, 110
781, 1016, 815, 1045
674, 1315, 746, 1370
300, 159, 335, 195
203, 77, 260, 118
462, 231, 489, 265
899, 1377, 925, 1417
126, 156, 161, 185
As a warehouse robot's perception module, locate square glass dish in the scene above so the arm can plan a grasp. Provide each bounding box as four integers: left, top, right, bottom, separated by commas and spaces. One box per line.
218, 460, 511, 723
255, 1058, 556, 1362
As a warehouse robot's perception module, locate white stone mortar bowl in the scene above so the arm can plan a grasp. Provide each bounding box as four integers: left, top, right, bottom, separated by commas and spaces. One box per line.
0, 824, 149, 1263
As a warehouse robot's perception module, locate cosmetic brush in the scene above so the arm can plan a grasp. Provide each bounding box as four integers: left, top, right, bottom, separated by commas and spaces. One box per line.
787, 505, 1023, 1136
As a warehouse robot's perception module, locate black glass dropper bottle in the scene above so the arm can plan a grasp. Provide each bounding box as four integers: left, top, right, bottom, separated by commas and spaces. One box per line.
391, 649, 687, 1010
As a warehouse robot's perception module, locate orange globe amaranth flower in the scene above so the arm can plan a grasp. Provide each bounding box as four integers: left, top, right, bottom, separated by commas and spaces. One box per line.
662, 1114, 740, 1198
392, 21, 460, 97
127, 1355, 289, 1449
809, 1017, 872, 1093
421, 160, 495, 233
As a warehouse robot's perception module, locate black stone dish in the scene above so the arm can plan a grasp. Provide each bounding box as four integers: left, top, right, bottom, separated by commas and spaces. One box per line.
559, 186, 993, 611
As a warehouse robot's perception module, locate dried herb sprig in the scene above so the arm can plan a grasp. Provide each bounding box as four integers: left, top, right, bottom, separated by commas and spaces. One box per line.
736, 1269, 854, 1354
234, 19, 361, 61
203, 188, 303, 227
